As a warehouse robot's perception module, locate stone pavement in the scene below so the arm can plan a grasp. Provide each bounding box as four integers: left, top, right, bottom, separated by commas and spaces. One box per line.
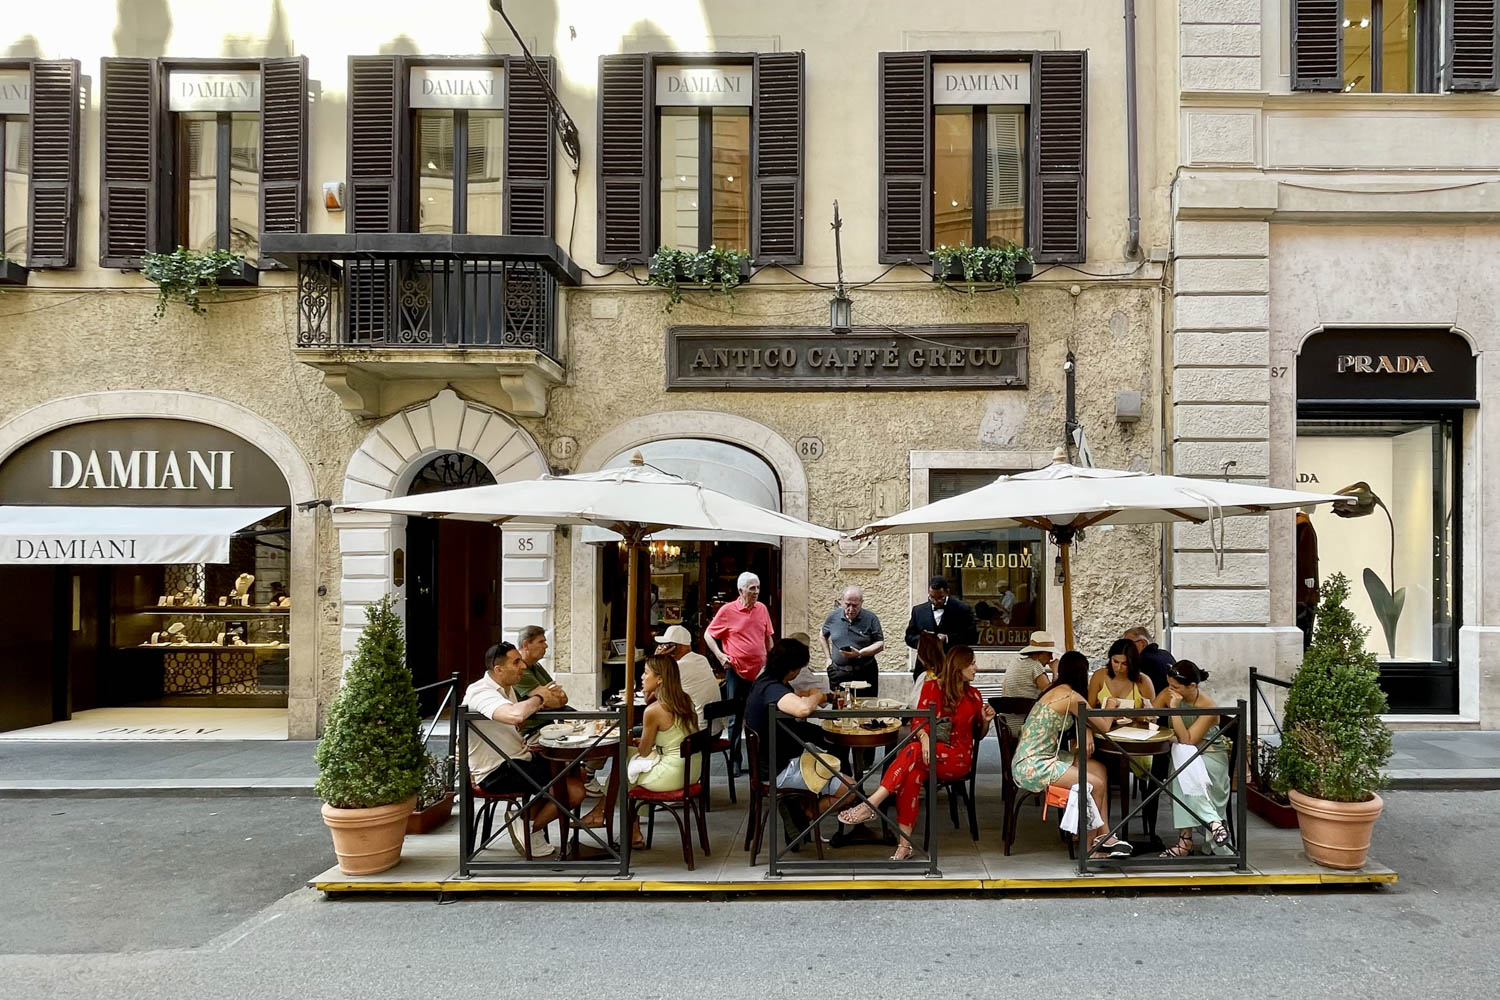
0, 730, 1497, 795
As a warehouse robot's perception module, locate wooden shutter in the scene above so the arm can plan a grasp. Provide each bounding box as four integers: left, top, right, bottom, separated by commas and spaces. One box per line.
596, 53, 650, 264
346, 55, 405, 233
504, 56, 555, 237
1449, 0, 1500, 91
260, 57, 308, 265
1290, 0, 1343, 91
751, 51, 803, 265
1031, 51, 1087, 264
26, 59, 81, 268
877, 52, 930, 264
99, 57, 159, 268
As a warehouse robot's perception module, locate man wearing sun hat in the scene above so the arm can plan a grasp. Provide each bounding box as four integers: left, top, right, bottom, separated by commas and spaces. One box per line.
653, 624, 723, 732
998, 630, 1057, 736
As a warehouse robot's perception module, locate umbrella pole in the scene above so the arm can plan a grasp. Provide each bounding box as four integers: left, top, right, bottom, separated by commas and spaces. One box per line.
1060, 539, 1076, 652
623, 527, 644, 735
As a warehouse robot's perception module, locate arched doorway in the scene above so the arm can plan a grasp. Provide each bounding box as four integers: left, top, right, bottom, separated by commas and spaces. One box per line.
404, 452, 499, 709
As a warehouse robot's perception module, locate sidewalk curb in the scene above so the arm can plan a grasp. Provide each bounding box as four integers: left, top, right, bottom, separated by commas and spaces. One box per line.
1384, 770, 1500, 791
0, 781, 318, 798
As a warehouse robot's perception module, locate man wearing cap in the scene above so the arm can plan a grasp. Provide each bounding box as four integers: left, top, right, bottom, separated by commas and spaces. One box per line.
1124, 626, 1174, 695
999, 630, 1057, 736
820, 586, 886, 696
654, 624, 723, 732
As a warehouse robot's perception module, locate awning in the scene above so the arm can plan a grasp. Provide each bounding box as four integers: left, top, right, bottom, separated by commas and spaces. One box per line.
0, 506, 284, 565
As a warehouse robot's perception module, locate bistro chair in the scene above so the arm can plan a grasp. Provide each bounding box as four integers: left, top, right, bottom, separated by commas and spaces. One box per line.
629, 728, 715, 871
702, 698, 739, 806
989, 697, 1073, 858
936, 714, 985, 842
743, 729, 825, 865
468, 779, 538, 858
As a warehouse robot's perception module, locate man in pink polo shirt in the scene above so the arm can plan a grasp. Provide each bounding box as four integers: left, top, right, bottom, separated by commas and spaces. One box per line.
705, 571, 775, 777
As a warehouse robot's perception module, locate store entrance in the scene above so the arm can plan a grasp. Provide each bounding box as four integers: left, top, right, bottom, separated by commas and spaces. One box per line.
404, 453, 499, 711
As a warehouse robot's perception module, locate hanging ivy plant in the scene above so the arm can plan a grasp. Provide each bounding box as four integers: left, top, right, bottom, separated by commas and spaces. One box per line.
646, 245, 751, 312
141, 246, 246, 319
928, 242, 1035, 303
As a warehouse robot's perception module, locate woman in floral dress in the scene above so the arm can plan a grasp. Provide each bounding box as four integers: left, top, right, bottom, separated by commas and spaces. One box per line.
838, 647, 995, 860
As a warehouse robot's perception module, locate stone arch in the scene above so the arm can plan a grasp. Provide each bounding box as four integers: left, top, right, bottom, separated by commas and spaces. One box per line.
569, 411, 809, 682
334, 389, 550, 665
0, 391, 320, 738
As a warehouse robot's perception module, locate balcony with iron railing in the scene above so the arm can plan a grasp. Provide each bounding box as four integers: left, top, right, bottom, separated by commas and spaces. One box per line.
261, 234, 582, 418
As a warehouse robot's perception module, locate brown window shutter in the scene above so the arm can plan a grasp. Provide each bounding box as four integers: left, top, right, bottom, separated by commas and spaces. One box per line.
596, 53, 650, 264
260, 57, 308, 265
99, 57, 160, 268
26, 59, 81, 268
346, 55, 405, 234
1449, 0, 1500, 91
505, 55, 554, 237
878, 52, 930, 264
1290, 0, 1343, 91
751, 51, 803, 265
1031, 51, 1087, 264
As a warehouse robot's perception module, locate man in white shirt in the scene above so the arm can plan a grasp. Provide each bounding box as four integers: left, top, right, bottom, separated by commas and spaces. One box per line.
462, 641, 583, 859
999, 631, 1056, 736
654, 624, 724, 732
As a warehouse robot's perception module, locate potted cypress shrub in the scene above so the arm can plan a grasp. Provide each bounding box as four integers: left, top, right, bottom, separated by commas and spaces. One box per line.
315, 597, 426, 875
1275, 573, 1393, 869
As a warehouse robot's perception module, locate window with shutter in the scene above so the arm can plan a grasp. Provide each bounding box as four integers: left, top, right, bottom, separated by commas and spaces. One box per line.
752, 51, 802, 265
259, 56, 307, 267
348, 55, 405, 234
100, 57, 159, 268
1032, 52, 1086, 263
878, 52, 931, 263
1291, 0, 1486, 93
505, 55, 552, 237
597, 54, 650, 264
16, 59, 81, 269
1449, 0, 1500, 91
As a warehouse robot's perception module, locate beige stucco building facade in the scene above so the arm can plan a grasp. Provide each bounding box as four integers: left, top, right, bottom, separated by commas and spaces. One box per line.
0, 1, 1178, 738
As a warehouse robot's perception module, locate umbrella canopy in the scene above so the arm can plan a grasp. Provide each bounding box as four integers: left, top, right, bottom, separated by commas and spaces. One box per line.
855, 450, 1346, 650
339, 456, 840, 728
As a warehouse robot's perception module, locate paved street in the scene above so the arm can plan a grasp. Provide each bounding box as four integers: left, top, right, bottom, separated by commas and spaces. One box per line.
0, 789, 1492, 999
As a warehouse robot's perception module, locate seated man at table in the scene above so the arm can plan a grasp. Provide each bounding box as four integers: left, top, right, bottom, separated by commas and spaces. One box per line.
654, 624, 724, 732
744, 639, 851, 823
462, 641, 584, 860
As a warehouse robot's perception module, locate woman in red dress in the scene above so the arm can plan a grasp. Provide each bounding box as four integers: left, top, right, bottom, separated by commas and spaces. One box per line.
838, 646, 995, 859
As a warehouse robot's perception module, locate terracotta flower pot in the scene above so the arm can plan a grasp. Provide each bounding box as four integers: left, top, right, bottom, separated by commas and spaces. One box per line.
1288, 789, 1383, 870
406, 792, 456, 835
321, 796, 418, 875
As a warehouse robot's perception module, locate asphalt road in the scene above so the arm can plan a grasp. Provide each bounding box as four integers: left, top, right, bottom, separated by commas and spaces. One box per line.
0, 790, 1493, 999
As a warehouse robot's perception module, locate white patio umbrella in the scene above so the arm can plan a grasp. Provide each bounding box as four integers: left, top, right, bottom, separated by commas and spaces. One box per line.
854, 449, 1347, 651
339, 454, 841, 728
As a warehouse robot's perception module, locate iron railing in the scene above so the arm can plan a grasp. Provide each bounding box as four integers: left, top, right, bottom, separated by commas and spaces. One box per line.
767, 706, 940, 877
459, 708, 630, 878
1074, 701, 1250, 875
413, 672, 460, 792
1249, 668, 1292, 791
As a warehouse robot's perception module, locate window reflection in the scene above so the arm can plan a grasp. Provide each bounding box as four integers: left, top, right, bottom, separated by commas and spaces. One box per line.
416, 111, 457, 234
657, 109, 699, 252
228, 113, 259, 259
932, 108, 972, 248
984, 107, 1026, 248
710, 107, 749, 250
178, 115, 219, 250
465, 112, 504, 234
1381, 0, 1416, 93
2, 118, 27, 264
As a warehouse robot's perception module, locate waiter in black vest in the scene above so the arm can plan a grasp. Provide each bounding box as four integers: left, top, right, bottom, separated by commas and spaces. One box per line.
904, 576, 978, 675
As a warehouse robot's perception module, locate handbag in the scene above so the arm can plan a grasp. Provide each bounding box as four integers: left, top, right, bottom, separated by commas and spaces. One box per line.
931, 717, 954, 745
1056, 782, 1105, 833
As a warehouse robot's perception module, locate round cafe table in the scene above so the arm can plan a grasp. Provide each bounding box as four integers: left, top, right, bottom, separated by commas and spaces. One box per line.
1090, 727, 1175, 843
532, 729, 623, 858
813, 716, 904, 847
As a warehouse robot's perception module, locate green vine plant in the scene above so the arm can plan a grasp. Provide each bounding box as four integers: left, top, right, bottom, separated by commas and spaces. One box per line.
928, 242, 1034, 304
646, 245, 751, 313
141, 246, 245, 319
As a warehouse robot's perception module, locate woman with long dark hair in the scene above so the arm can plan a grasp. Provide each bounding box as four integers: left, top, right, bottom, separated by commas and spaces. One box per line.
1088, 637, 1156, 727
1151, 659, 1232, 857
839, 646, 996, 860
1011, 650, 1129, 858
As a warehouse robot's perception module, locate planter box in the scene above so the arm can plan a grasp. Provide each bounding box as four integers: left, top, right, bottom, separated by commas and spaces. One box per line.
650, 257, 752, 285
406, 791, 455, 835
0, 259, 29, 286
216, 258, 260, 287
1247, 783, 1299, 829
933, 256, 1034, 284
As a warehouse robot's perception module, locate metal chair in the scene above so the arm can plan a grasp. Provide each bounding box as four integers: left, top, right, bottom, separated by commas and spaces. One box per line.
628, 728, 715, 871
937, 714, 985, 842
989, 696, 1072, 858
702, 698, 738, 806
743, 729, 824, 865
468, 779, 536, 858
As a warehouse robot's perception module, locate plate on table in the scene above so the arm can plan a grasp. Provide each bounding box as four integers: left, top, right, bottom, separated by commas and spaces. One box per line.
1106, 725, 1169, 741
861, 698, 905, 711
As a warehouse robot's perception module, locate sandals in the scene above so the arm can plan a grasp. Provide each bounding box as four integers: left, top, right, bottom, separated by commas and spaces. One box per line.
891, 841, 914, 861
1208, 820, 1230, 846
1094, 837, 1133, 858
1160, 831, 1195, 858
838, 802, 877, 826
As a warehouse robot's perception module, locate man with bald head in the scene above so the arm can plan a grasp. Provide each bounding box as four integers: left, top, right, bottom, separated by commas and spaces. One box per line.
820, 585, 886, 695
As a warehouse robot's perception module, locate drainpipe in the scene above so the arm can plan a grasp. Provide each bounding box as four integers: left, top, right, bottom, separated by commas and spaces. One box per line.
1123, 0, 1141, 260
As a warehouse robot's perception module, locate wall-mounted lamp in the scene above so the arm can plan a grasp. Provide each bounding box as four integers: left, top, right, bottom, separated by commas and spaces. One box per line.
829, 291, 853, 334
322, 181, 345, 212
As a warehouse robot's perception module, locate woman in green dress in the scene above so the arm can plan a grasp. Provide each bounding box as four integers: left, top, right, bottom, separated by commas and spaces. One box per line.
1152, 659, 1232, 857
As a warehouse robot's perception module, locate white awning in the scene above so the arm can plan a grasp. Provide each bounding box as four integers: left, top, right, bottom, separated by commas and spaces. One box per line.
0, 506, 284, 565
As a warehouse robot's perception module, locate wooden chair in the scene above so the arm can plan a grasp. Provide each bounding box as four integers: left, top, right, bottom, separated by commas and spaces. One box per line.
743, 729, 825, 865
989, 696, 1073, 857
629, 729, 715, 871
702, 698, 738, 806
936, 714, 986, 842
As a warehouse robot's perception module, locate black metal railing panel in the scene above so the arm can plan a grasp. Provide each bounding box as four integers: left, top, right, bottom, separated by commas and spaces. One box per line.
295, 257, 556, 357
459, 708, 630, 878
767, 706, 940, 878
413, 672, 460, 793
1073, 701, 1250, 875
1249, 668, 1292, 791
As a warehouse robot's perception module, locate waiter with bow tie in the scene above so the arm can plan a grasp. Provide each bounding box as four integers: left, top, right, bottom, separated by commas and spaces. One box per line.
904, 575, 979, 676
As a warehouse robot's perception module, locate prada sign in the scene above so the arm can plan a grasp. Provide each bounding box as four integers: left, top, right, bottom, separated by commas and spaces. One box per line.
168, 70, 260, 113
667, 325, 1028, 391
1298, 328, 1475, 406
654, 65, 752, 107
409, 66, 506, 110
933, 62, 1031, 105
0, 69, 28, 115
0, 419, 290, 507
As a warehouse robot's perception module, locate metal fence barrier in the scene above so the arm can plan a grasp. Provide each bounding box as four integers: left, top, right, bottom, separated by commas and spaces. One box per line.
768, 706, 939, 877
413, 672, 460, 792
459, 708, 630, 878
1249, 668, 1292, 791
1074, 701, 1250, 875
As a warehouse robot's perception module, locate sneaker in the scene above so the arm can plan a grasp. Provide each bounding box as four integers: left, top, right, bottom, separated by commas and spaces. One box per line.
526, 838, 557, 859
503, 806, 527, 854
583, 776, 605, 797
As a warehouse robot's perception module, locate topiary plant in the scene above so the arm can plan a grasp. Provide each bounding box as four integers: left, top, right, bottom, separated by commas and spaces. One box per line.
1274, 572, 1392, 803
314, 597, 426, 809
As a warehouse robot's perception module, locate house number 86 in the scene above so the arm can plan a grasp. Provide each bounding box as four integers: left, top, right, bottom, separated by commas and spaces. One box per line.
797, 437, 825, 461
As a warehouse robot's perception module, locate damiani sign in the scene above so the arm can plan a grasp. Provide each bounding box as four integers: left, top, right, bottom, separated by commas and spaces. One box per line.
654, 65, 753, 107
933, 62, 1031, 105
51, 450, 234, 491
409, 67, 506, 110
167, 71, 259, 113
0, 70, 28, 115
12, 538, 138, 561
